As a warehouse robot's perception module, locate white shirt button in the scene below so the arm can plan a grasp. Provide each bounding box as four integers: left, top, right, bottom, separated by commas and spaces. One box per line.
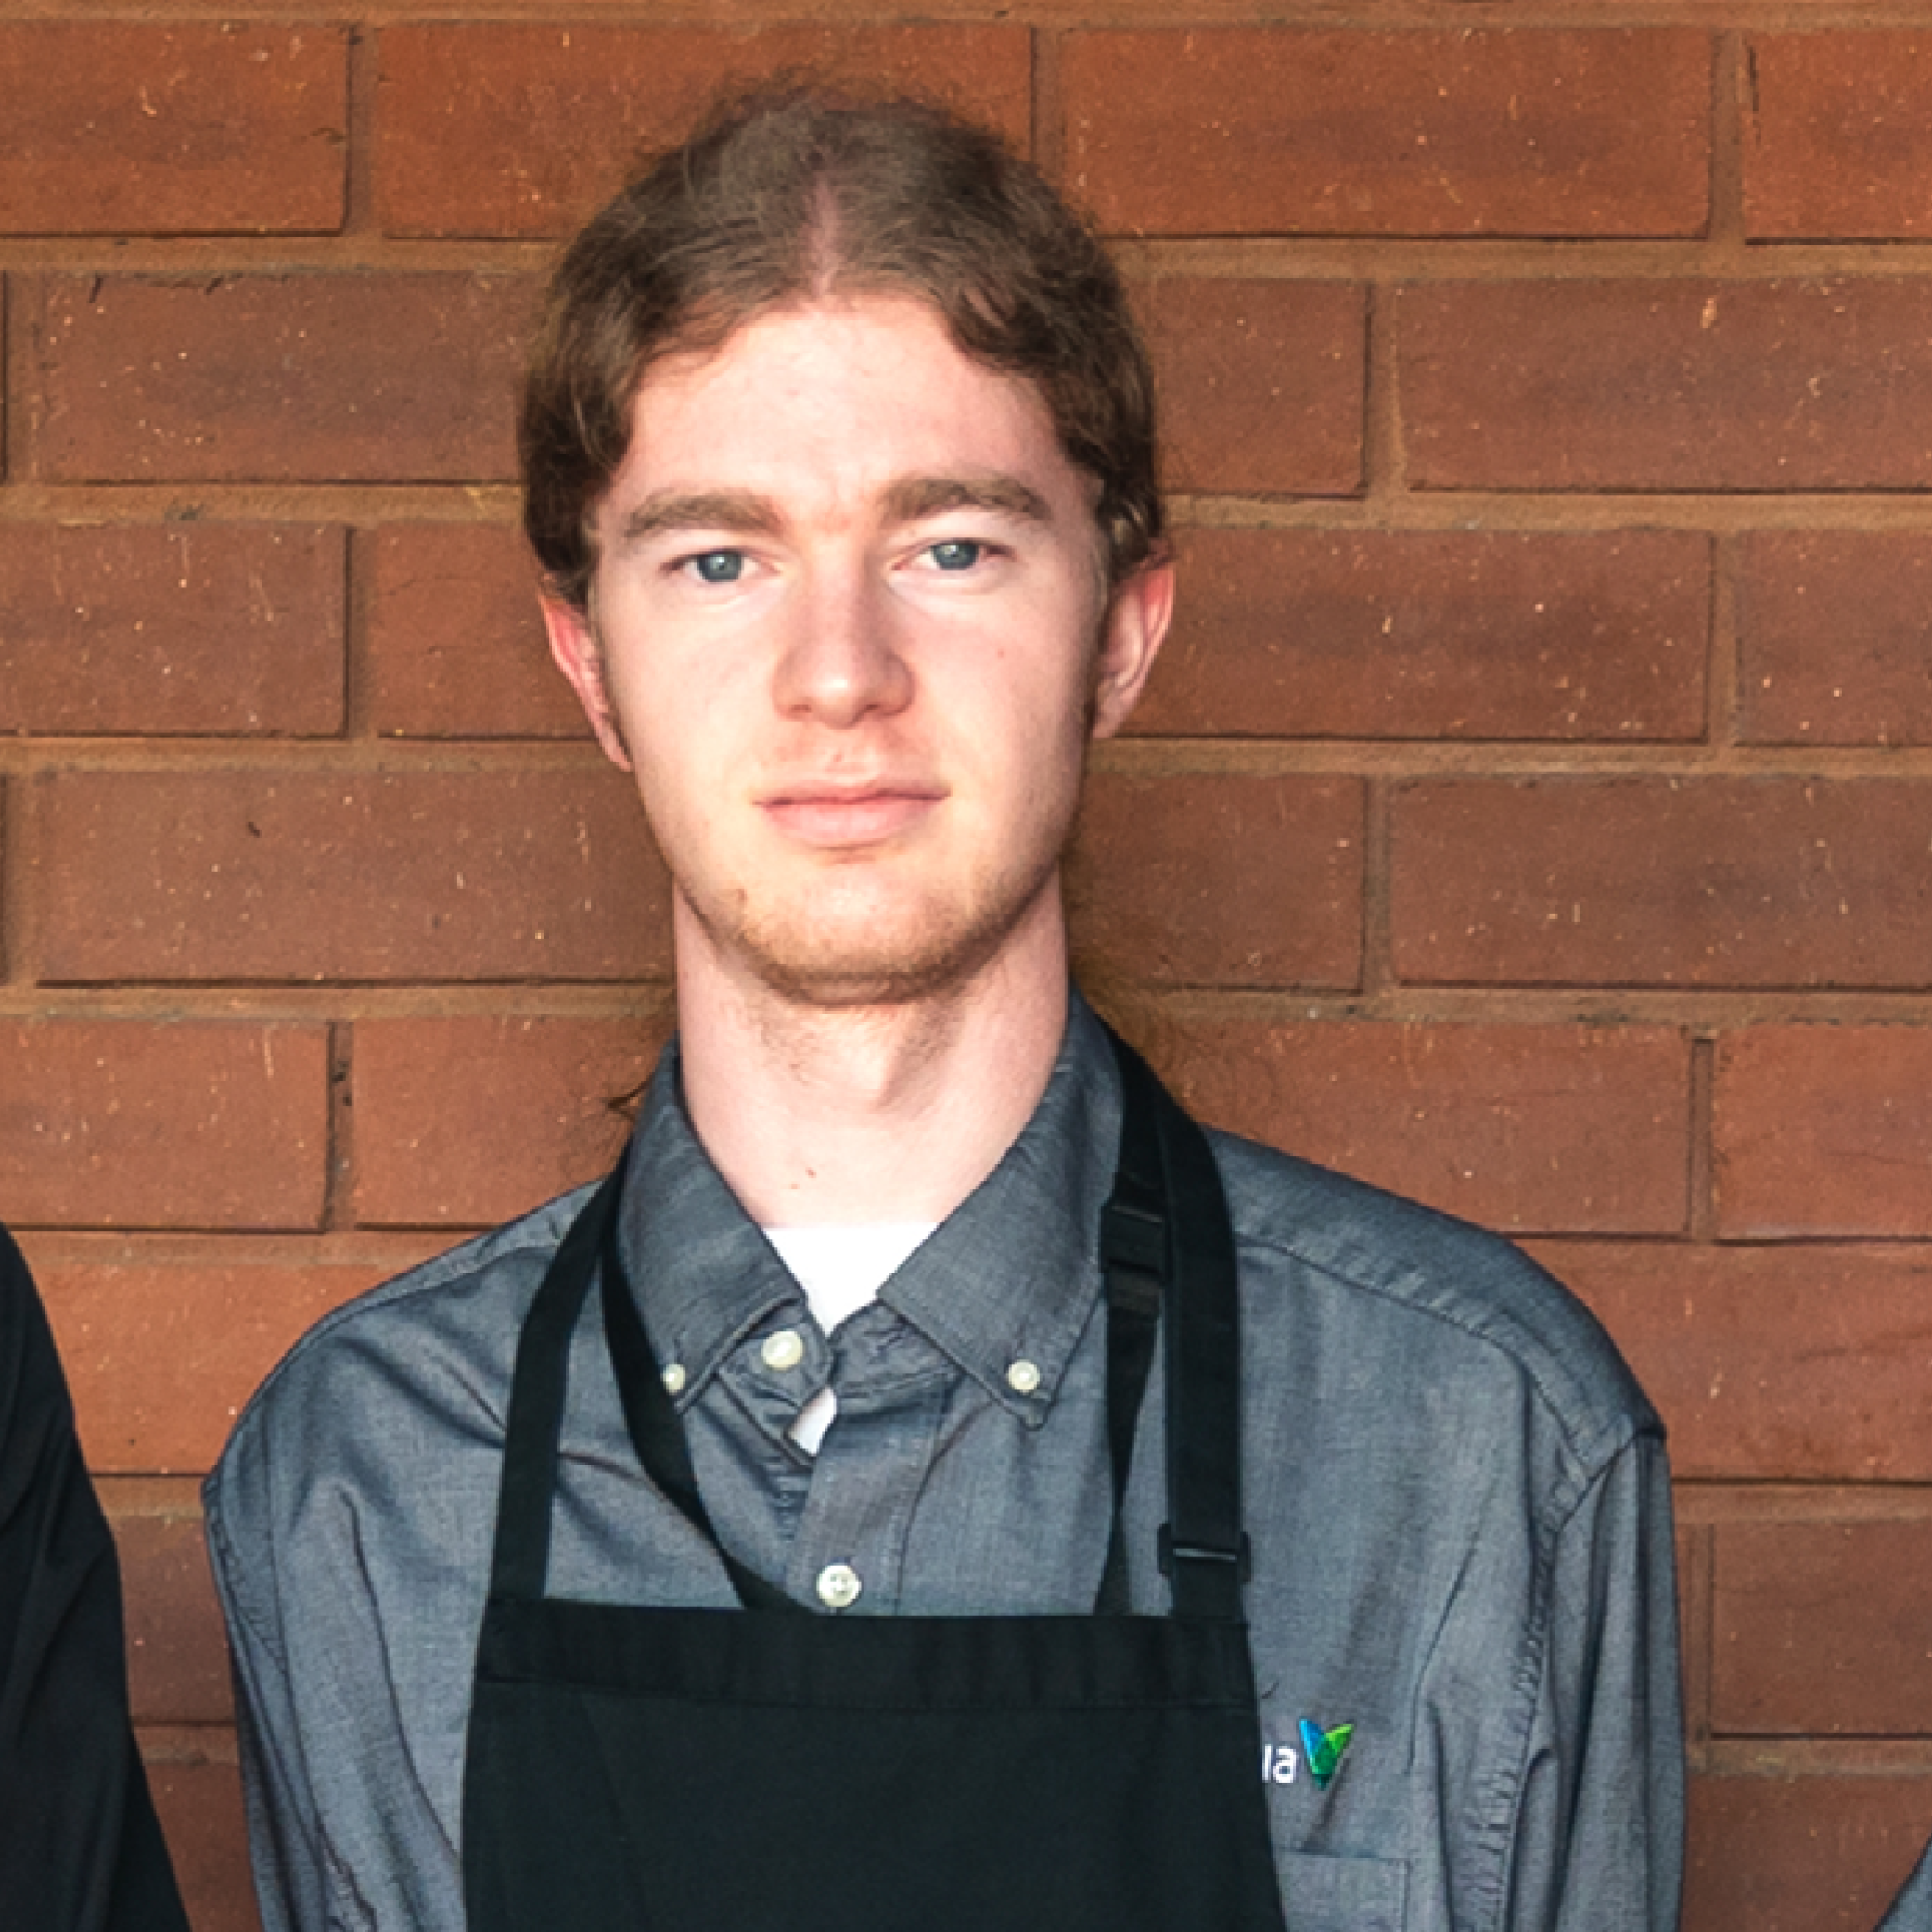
661, 1363, 687, 1396
816, 1563, 863, 1611
1006, 1358, 1043, 1395
761, 1328, 806, 1372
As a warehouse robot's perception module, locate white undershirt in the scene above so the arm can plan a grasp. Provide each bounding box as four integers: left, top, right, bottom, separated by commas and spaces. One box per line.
762, 1222, 936, 1454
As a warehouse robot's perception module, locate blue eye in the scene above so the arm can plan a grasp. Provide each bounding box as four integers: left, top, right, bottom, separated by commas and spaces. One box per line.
689, 550, 745, 583
928, 540, 983, 572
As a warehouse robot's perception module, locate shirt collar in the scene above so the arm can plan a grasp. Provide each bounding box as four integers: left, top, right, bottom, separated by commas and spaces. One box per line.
618, 992, 1125, 1426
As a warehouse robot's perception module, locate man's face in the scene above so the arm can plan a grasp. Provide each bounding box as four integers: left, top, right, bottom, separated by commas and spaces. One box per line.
544, 294, 1171, 1010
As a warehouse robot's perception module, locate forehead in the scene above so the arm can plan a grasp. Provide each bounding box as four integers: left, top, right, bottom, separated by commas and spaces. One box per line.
610, 295, 1089, 513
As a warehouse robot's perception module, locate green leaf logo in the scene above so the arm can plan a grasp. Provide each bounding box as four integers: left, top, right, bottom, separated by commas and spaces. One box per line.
1299, 1718, 1355, 1792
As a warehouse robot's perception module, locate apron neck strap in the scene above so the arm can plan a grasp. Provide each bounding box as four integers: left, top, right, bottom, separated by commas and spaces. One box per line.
486, 1026, 1248, 1625
598, 1200, 797, 1612
487, 1154, 628, 1605
484, 1139, 794, 1612
1101, 1030, 1249, 1623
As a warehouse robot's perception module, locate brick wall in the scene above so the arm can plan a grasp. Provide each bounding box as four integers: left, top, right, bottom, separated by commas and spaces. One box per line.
3, 9, 1928, 1928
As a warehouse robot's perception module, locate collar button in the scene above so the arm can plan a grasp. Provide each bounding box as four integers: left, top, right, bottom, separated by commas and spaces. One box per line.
761, 1327, 806, 1372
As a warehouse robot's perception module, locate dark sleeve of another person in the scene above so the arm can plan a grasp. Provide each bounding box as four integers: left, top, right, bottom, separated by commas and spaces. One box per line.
0, 1225, 191, 1932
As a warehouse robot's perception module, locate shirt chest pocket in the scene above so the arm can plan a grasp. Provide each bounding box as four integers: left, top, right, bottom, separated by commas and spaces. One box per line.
1277, 1851, 1407, 1932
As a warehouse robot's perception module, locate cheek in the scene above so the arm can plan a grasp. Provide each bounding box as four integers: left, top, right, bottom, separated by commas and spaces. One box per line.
991, 682, 1097, 813
600, 644, 722, 760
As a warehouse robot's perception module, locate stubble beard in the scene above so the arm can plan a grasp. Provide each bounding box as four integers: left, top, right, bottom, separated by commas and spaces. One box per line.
683, 835, 1071, 1014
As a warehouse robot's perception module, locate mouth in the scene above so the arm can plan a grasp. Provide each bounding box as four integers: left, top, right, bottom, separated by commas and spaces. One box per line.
760, 781, 946, 849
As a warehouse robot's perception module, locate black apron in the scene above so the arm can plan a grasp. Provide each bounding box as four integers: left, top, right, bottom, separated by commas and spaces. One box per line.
462, 1033, 1288, 1932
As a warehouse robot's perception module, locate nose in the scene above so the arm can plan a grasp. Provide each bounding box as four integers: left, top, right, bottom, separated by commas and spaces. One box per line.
771, 566, 913, 727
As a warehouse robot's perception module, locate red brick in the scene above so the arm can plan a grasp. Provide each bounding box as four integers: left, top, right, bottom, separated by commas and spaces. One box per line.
1134, 529, 1708, 741
1737, 532, 1932, 746
109, 1512, 230, 1723
0, 1022, 327, 1232
1069, 774, 1362, 991
377, 25, 1032, 237
0, 525, 343, 736
1687, 1774, 1931, 1932
1134, 280, 1364, 497
353, 1016, 665, 1228
1164, 1020, 1689, 1234
365, 526, 585, 740
1746, 33, 1932, 239
1715, 1028, 1932, 1237
35, 765, 670, 984
1542, 1240, 1932, 1481
28, 274, 532, 483
149, 1759, 260, 1932
1400, 280, 1932, 490
32, 1251, 411, 1473
1066, 29, 1709, 238
1391, 777, 1932, 989
1714, 1520, 1932, 1734
0, 24, 344, 237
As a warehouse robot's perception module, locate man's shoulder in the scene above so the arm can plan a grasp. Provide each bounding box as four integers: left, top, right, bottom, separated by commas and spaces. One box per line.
1210, 1127, 1659, 1467
206, 1183, 594, 1505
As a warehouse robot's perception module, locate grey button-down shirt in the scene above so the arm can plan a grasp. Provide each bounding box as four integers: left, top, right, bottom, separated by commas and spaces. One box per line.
207, 996, 1683, 1932
1880, 1838, 1932, 1931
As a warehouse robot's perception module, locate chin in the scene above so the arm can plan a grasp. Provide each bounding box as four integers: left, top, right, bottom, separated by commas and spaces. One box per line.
710, 884, 1054, 1012
741, 931, 1005, 1010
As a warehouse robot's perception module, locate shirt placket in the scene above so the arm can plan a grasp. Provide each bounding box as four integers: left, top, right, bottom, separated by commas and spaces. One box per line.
778, 1318, 955, 1617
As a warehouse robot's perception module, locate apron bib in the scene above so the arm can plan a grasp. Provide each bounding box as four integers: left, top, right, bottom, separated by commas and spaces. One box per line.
462, 1031, 1288, 1932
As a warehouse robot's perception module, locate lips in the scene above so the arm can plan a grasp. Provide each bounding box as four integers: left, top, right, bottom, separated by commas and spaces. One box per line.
760, 781, 945, 849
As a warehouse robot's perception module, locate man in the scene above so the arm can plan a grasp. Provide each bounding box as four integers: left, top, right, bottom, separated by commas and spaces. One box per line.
207, 89, 1683, 1932
1, 1224, 192, 1932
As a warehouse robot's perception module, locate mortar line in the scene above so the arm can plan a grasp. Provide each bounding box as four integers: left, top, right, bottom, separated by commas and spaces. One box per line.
342, 19, 380, 238
324, 1018, 357, 1234
1688, 1032, 1719, 1241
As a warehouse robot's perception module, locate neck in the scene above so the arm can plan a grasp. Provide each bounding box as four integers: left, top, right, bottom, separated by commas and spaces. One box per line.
673, 902, 1071, 1228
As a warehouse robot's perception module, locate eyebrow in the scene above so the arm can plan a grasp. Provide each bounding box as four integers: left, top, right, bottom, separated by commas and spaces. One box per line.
880, 475, 1054, 527
613, 475, 1055, 551
615, 491, 783, 548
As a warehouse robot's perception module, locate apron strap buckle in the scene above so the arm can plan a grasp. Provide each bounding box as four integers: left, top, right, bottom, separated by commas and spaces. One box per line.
1100, 1198, 1166, 1286
1158, 1524, 1252, 1589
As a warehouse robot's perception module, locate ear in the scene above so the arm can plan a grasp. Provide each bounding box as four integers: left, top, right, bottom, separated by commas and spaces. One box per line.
1089, 556, 1175, 742
541, 594, 633, 772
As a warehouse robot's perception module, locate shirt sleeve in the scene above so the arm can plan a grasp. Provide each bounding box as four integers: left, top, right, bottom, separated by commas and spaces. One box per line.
0, 1226, 192, 1932
1877, 1834, 1932, 1932
202, 1256, 507, 1932
204, 1435, 365, 1932
1506, 1427, 1685, 1932
206, 1372, 472, 1932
